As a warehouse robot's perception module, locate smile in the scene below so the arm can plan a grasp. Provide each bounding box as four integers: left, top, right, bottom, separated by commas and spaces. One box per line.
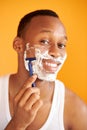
42, 59, 61, 73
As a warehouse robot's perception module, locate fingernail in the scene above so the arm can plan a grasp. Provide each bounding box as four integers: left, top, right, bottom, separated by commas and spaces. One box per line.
33, 74, 37, 78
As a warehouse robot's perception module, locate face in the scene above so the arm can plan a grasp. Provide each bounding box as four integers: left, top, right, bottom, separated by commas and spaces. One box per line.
23, 16, 67, 81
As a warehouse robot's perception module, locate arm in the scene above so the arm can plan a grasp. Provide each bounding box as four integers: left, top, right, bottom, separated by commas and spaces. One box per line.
72, 97, 87, 130
64, 88, 87, 130
5, 75, 43, 130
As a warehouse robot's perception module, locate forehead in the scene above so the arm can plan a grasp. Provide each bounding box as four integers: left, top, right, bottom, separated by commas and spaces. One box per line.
24, 16, 67, 39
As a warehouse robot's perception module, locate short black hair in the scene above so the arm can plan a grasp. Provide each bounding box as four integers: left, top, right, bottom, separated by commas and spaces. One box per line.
17, 9, 59, 37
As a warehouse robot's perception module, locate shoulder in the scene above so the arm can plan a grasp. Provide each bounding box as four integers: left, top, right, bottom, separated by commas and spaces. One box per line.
0, 75, 10, 80
0, 75, 5, 85
64, 87, 87, 130
0, 74, 10, 87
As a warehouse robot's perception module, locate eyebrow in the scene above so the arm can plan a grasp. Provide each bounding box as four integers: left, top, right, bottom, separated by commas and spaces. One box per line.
40, 29, 52, 33
40, 29, 68, 41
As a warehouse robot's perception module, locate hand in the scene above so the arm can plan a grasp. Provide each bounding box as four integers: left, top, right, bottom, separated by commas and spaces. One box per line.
12, 75, 43, 129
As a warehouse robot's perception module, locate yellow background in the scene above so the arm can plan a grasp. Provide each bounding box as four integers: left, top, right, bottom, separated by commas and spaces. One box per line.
0, 0, 87, 103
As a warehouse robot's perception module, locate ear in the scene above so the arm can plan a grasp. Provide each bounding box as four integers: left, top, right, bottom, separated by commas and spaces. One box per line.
13, 37, 25, 53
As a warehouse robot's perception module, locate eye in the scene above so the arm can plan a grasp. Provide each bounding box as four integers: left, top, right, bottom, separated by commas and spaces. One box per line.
40, 39, 49, 45
57, 43, 66, 49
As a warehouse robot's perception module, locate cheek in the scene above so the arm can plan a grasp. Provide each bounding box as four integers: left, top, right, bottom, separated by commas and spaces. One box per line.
62, 52, 67, 63
59, 49, 66, 57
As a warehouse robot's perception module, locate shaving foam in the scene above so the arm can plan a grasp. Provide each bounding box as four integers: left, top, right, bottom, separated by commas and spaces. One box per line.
24, 46, 67, 81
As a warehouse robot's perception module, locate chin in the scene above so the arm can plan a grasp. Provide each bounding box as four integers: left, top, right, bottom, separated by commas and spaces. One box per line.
34, 69, 58, 81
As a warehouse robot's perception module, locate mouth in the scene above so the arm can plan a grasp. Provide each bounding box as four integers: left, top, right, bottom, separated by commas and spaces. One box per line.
42, 59, 61, 73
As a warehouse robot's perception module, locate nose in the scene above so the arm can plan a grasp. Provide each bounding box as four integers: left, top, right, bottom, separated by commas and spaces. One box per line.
48, 44, 61, 58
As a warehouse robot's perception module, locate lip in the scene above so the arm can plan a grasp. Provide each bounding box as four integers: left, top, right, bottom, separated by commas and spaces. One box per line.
42, 59, 61, 73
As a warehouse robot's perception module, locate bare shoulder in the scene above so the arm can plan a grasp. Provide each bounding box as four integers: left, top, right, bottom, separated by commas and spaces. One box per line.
64, 87, 87, 130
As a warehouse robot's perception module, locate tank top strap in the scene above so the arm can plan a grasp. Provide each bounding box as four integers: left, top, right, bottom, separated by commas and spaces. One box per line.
0, 75, 11, 129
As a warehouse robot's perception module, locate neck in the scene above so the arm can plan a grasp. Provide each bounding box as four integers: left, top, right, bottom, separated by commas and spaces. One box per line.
36, 79, 55, 102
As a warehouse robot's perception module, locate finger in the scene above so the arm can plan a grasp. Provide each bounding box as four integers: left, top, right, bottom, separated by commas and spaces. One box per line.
25, 100, 43, 119
18, 88, 40, 107
32, 99, 43, 113
14, 75, 37, 105
22, 74, 37, 89
24, 92, 40, 110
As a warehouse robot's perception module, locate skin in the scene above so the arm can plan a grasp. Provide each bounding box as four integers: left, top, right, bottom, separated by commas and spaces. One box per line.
5, 16, 87, 130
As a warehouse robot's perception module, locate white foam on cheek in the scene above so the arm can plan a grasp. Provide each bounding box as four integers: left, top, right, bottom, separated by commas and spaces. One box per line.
24, 51, 29, 71
56, 53, 67, 71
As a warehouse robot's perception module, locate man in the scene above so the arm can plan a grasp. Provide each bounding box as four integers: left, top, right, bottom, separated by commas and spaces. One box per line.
0, 9, 87, 130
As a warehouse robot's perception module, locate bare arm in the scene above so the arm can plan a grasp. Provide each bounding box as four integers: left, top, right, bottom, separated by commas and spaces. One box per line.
5, 75, 43, 130
64, 88, 87, 130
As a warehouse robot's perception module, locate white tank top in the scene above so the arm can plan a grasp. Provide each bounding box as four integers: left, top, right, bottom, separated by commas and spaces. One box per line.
0, 75, 65, 130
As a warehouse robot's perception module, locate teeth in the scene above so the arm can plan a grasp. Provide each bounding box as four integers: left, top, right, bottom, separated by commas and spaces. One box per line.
45, 62, 57, 67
